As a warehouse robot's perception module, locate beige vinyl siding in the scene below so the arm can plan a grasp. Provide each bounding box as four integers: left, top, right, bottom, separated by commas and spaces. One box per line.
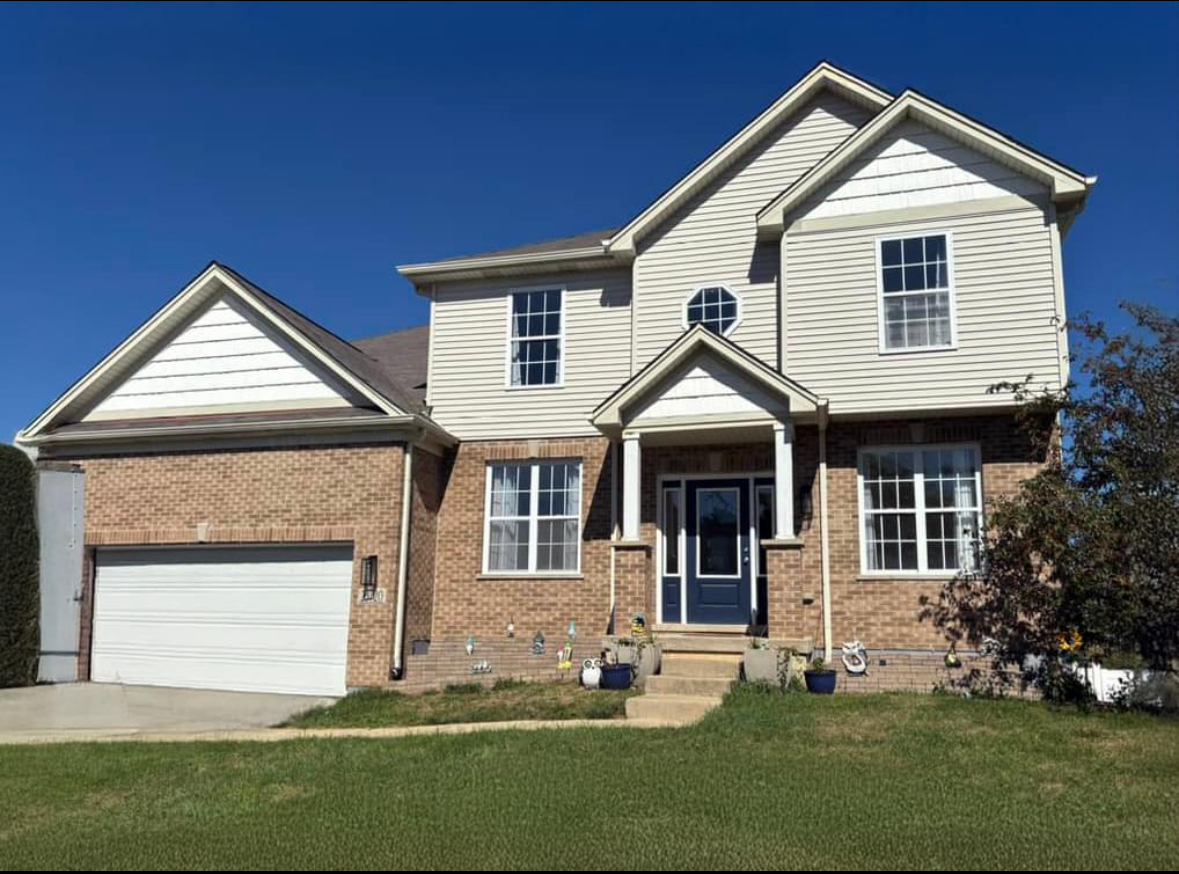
428, 270, 632, 439
630, 354, 788, 423
633, 92, 874, 367
797, 119, 1047, 220
85, 295, 356, 420
784, 202, 1063, 413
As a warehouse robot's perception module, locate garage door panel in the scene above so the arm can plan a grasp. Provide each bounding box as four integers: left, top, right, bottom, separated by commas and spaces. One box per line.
95, 580, 353, 622
88, 650, 347, 696
92, 545, 353, 696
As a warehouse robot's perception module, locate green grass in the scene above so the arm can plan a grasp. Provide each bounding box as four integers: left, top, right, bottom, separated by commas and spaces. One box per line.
284, 679, 636, 728
2, 691, 1177, 870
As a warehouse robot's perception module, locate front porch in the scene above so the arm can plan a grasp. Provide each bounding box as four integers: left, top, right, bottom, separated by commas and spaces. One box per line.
592, 326, 833, 652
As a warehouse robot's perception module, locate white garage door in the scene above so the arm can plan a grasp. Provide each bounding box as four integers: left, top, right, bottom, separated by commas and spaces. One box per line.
92, 545, 353, 696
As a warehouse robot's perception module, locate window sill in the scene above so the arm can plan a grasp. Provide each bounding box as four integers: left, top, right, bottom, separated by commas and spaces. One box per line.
877, 344, 958, 356
856, 573, 959, 583
504, 383, 566, 392
477, 573, 584, 581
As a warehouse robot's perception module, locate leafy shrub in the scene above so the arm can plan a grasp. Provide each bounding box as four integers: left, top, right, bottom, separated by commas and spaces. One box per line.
0, 445, 39, 688
923, 305, 1179, 705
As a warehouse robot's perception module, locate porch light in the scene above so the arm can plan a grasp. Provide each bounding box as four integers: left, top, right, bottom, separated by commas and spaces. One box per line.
360, 556, 379, 602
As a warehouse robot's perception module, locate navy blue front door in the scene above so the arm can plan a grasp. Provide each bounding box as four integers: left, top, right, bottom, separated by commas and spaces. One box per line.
686, 479, 752, 625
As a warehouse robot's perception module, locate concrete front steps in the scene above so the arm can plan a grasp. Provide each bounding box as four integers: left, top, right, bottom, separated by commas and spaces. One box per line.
625, 649, 742, 725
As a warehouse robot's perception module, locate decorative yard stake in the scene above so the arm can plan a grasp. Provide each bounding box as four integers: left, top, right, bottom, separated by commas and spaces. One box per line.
465, 635, 475, 656
531, 631, 545, 656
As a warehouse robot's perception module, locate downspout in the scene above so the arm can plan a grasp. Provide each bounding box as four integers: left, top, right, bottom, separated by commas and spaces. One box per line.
819, 408, 833, 664
608, 440, 619, 634
391, 441, 415, 679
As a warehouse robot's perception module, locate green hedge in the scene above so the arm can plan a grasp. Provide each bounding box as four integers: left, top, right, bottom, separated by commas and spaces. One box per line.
0, 445, 39, 687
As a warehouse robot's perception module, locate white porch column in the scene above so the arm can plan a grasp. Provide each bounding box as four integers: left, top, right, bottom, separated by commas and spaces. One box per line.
622, 433, 642, 541
772, 419, 794, 540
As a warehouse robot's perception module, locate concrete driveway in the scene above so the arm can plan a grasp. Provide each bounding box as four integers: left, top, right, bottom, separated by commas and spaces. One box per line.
0, 684, 335, 741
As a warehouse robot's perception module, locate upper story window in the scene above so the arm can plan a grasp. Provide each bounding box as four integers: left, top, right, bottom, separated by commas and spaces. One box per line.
684, 284, 740, 336
878, 233, 955, 352
484, 460, 582, 575
509, 288, 562, 387
858, 445, 982, 575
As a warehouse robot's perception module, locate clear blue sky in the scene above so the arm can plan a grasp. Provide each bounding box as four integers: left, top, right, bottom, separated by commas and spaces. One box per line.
2, 1, 1176, 440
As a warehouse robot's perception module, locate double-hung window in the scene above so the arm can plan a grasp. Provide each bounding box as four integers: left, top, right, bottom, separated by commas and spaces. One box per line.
484, 460, 581, 574
509, 289, 562, 387
859, 445, 982, 574
878, 233, 954, 351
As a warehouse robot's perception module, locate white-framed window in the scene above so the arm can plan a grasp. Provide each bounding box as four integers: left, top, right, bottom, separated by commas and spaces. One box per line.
507, 288, 562, 387
684, 284, 740, 336
858, 445, 982, 575
877, 232, 955, 352
483, 460, 581, 574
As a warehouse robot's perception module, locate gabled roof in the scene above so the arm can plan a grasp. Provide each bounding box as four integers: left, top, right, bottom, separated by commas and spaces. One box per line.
591, 325, 825, 432
18, 262, 451, 445
603, 61, 892, 256
397, 61, 892, 285
214, 263, 426, 416
755, 89, 1097, 236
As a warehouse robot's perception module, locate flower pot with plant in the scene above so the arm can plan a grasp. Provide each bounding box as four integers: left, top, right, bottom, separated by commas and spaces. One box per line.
613, 635, 661, 688
804, 657, 838, 694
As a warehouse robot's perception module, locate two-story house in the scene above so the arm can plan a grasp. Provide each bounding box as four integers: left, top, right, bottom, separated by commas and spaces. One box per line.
18, 62, 1094, 698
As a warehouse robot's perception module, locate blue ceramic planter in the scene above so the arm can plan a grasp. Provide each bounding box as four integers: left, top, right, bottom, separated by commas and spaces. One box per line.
804, 669, 837, 694
600, 664, 633, 690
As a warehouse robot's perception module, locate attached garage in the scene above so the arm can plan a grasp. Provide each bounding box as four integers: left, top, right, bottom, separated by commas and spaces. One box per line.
91, 545, 354, 696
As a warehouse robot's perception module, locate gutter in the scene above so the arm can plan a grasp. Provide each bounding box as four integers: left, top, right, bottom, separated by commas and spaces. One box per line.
391, 442, 415, 680
18, 412, 456, 449
397, 245, 615, 286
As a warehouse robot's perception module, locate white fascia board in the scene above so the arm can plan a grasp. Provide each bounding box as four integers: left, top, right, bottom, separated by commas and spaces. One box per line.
397, 247, 616, 291
756, 91, 1094, 236
604, 63, 893, 256
214, 271, 406, 417
18, 263, 226, 441
18, 263, 415, 443
591, 326, 823, 431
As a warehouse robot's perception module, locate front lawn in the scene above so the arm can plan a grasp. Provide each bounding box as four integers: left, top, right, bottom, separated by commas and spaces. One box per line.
2, 691, 1176, 870
285, 679, 635, 728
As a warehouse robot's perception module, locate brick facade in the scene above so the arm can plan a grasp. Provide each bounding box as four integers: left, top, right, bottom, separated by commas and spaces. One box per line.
58, 412, 1042, 693
423, 413, 1043, 682
430, 438, 616, 643
822, 414, 1043, 653
62, 442, 412, 687
405, 446, 448, 648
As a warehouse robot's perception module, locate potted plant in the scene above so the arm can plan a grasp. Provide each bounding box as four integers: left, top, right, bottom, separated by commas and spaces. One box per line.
804, 656, 838, 694
743, 639, 779, 684
612, 635, 661, 688
612, 637, 636, 665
